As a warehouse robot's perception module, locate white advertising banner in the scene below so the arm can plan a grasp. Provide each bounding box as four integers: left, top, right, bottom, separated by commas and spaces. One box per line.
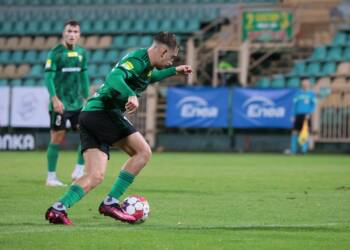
0, 86, 10, 127
11, 87, 50, 128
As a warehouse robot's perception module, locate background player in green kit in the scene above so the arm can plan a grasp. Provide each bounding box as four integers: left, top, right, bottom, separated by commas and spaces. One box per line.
45, 32, 192, 224
45, 20, 90, 187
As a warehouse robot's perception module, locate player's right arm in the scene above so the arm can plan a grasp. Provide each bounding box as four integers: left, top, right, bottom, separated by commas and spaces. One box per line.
105, 66, 138, 114
44, 50, 64, 114
106, 58, 148, 113
106, 68, 136, 99
107, 68, 138, 114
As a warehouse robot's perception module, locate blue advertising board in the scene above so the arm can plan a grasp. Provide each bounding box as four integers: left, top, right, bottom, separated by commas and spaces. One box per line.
166, 87, 229, 128
232, 88, 297, 128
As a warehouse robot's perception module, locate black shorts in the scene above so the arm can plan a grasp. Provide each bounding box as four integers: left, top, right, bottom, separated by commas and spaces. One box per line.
293, 114, 312, 132
79, 110, 137, 158
49, 110, 81, 131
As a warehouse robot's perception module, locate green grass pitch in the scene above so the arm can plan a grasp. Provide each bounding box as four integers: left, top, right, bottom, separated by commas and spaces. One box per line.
0, 151, 349, 250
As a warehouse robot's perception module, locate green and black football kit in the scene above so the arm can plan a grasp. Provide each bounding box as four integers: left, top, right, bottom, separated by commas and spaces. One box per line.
45, 44, 90, 130
80, 48, 176, 157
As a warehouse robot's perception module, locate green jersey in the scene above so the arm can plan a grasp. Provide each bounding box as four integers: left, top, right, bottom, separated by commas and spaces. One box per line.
45, 44, 90, 111
83, 48, 176, 112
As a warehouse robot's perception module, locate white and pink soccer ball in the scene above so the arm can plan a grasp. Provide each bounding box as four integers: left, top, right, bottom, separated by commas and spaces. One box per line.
122, 195, 150, 224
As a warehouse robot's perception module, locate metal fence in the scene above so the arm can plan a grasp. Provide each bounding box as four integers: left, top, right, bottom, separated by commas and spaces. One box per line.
315, 83, 350, 142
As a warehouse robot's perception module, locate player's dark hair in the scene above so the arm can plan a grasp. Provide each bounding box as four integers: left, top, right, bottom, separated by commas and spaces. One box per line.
153, 32, 178, 49
64, 19, 80, 27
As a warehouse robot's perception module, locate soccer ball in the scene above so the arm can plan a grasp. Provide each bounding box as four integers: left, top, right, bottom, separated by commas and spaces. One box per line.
122, 195, 150, 224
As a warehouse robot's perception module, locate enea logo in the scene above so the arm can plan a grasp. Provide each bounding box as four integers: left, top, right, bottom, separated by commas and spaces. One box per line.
176, 96, 219, 118
243, 96, 285, 118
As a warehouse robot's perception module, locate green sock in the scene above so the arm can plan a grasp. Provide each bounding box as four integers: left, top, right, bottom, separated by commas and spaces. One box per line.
59, 184, 85, 208
47, 143, 60, 172
76, 144, 84, 165
108, 170, 135, 200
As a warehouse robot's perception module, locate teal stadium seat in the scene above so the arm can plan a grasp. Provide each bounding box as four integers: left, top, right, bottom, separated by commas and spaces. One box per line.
140, 36, 153, 47
186, 20, 200, 33
286, 77, 300, 88
321, 62, 336, 76
1, 21, 14, 35
52, 21, 63, 34
91, 50, 105, 64
133, 19, 145, 32
309, 46, 327, 61
145, 20, 159, 33
112, 36, 127, 49
41, 21, 54, 35
255, 77, 270, 88
80, 21, 92, 34
327, 46, 342, 61
159, 20, 172, 32
202, 8, 219, 21
98, 64, 111, 78
105, 50, 119, 63
106, 20, 118, 34
28, 64, 43, 79
92, 20, 105, 34
24, 50, 38, 64
306, 62, 321, 77
90, 0, 105, 5
119, 20, 132, 33
11, 51, 24, 64
126, 35, 139, 48
88, 64, 98, 78
173, 20, 186, 33
342, 46, 350, 60
0, 51, 11, 64
14, 21, 27, 35
10, 79, 22, 86
38, 51, 48, 63
332, 32, 347, 46
0, 79, 8, 86
289, 61, 306, 77
270, 75, 285, 88
27, 21, 40, 35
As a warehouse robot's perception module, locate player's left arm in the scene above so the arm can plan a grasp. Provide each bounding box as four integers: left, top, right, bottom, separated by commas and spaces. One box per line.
80, 50, 90, 99
149, 65, 192, 83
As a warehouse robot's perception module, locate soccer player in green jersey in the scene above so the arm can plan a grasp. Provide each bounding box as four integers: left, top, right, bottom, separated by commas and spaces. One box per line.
45, 32, 192, 224
45, 20, 90, 187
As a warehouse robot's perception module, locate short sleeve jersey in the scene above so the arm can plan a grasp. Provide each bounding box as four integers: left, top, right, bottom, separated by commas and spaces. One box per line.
45, 44, 88, 111
84, 48, 153, 111
293, 90, 317, 115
